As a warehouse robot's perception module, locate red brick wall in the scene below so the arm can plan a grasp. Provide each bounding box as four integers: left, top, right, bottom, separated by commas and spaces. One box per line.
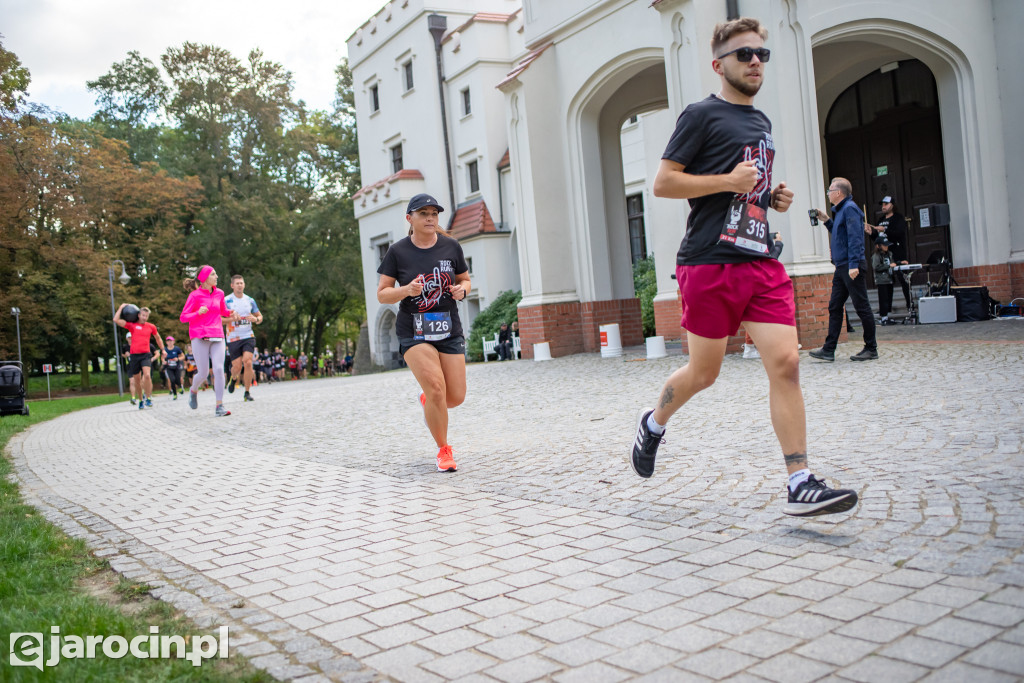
1013, 262, 1024, 302
654, 292, 682, 341
522, 260, 1024, 358
654, 270, 840, 352
792, 272, 836, 350
518, 298, 642, 359
952, 264, 1017, 303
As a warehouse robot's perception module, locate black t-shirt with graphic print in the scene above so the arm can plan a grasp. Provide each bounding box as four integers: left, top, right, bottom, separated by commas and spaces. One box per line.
377, 235, 470, 340
663, 94, 776, 265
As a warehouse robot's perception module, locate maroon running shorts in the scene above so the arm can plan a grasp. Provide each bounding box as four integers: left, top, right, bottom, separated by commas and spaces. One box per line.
676, 259, 796, 339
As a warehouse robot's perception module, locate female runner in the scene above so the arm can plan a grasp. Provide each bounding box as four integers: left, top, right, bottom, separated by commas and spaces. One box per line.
376, 194, 471, 472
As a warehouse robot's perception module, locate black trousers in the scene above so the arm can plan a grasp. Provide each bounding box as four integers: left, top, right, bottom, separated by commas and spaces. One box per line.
877, 284, 894, 318
824, 265, 876, 352
894, 270, 911, 308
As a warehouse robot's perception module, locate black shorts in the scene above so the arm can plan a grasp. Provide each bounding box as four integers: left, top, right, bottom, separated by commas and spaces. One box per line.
127, 353, 151, 376
228, 338, 256, 360
399, 336, 466, 357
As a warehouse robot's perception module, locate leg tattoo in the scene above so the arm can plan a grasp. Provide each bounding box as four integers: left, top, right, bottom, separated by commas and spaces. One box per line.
784, 452, 807, 469
658, 385, 675, 410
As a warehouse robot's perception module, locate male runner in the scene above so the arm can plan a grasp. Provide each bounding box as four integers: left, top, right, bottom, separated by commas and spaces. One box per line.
225, 274, 263, 402
114, 304, 167, 410
630, 17, 858, 517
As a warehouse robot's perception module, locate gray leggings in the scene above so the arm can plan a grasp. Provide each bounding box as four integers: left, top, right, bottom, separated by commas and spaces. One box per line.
189, 338, 226, 403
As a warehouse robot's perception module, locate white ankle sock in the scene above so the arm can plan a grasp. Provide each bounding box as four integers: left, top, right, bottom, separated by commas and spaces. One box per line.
788, 468, 810, 492
646, 413, 665, 435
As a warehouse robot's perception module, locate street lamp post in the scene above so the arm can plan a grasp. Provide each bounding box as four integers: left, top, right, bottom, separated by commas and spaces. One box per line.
108, 260, 130, 397
10, 307, 21, 366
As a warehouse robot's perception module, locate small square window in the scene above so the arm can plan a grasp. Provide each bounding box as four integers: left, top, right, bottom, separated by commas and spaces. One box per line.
370, 84, 380, 112
461, 88, 471, 116
376, 241, 391, 265
468, 160, 479, 194
403, 61, 414, 91
391, 144, 403, 173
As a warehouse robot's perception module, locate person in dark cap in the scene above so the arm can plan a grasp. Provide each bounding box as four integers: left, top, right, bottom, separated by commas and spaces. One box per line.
872, 233, 896, 325
376, 194, 471, 473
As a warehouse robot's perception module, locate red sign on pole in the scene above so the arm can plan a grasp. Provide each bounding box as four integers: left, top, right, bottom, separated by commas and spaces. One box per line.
42, 364, 52, 373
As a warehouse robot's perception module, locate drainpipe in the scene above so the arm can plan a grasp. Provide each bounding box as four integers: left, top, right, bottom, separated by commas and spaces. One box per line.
428, 13, 457, 230
497, 165, 505, 230
726, 0, 739, 20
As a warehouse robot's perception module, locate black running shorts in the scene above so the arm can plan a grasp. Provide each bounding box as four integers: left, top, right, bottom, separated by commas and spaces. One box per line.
399, 336, 466, 357
127, 352, 151, 376
228, 338, 257, 361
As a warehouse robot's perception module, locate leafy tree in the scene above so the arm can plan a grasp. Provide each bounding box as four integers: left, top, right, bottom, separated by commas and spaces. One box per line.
0, 109, 201, 383
466, 290, 521, 362
0, 42, 367, 388
86, 50, 168, 163
0, 36, 30, 114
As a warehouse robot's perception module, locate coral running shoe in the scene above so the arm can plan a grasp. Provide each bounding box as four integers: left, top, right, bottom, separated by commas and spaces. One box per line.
436, 445, 457, 472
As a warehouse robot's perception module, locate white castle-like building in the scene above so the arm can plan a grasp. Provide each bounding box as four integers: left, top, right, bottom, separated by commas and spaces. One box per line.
349, 0, 1022, 366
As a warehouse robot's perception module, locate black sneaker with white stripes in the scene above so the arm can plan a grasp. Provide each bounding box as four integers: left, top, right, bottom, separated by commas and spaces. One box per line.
783, 474, 858, 517
630, 408, 664, 479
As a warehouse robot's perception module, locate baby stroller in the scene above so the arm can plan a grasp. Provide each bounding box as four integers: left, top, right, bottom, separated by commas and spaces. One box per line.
0, 361, 29, 416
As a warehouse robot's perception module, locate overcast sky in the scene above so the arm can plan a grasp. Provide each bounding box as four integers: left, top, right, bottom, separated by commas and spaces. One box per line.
0, 0, 384, 119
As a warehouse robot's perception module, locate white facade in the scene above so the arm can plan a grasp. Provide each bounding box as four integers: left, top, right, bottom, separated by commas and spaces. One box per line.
348, 0, 523, 367
351, 0, 1022, 360
491, 0, 1021, 355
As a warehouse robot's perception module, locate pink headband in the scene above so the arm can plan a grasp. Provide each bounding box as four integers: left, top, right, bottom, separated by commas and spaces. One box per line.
196, 265, 213, 284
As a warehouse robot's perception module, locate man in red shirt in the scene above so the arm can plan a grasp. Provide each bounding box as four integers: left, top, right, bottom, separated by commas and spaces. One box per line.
115, 304, 167, 410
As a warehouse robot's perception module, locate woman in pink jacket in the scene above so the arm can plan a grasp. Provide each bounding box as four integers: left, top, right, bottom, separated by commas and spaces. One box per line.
180, 265, 238, 416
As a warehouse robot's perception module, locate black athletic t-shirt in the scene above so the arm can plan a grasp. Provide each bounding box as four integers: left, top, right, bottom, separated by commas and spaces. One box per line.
377, 235, 469, 339
663, 95, 776, 265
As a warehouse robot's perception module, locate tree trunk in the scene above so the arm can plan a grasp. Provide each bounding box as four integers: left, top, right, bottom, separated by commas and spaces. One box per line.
79, 342, 91, 390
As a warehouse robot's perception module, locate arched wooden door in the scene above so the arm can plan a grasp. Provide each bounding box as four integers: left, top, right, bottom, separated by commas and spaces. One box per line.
824, 59, 950, 284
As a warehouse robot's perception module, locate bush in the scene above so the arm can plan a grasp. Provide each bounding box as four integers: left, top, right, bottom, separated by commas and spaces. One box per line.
633, 256, 657, 338
466, 290, 521, 362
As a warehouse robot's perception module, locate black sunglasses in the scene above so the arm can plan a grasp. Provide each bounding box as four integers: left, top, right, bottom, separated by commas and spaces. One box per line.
716, 47, 771, 63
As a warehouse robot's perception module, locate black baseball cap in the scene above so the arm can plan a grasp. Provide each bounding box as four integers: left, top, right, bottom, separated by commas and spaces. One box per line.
406, 194, 444, 214
875, 234, 891, 246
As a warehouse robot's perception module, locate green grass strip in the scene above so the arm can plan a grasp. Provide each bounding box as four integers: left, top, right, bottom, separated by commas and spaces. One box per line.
0, 397, 273, 682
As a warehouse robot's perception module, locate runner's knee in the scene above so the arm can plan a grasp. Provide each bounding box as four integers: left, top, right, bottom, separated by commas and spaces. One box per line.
422, 376, 446, 401
767, 349, 800, 384
690, 366, 720, 390
446, 387, 465, 409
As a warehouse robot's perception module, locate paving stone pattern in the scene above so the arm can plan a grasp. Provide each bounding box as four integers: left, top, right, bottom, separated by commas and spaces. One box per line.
9, 328, 1024, 681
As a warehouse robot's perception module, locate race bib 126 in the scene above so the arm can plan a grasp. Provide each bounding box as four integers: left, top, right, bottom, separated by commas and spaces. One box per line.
413, 312, 452, 341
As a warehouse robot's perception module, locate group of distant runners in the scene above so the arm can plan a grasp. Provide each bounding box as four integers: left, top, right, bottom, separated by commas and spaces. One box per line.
110, 18, 859, 520
114, 271, 353, 415
115, 269, 262, 417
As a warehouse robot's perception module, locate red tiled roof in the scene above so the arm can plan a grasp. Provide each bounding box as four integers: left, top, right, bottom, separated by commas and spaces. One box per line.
448, 198, 497, 240
497, 148, 510, 169
444, 11, 518, 43
497, 42, 553, 89
352, 169, 424, 200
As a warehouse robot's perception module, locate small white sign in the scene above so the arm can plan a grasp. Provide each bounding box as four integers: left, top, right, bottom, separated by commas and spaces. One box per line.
42, 364, 52, 373
919, 207, 931, 229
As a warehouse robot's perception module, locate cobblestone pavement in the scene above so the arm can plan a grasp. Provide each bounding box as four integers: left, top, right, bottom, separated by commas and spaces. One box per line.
9, 320, 1024, 682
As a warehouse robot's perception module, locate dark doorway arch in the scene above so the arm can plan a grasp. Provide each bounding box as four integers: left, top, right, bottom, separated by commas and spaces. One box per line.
824, 59, 949, 278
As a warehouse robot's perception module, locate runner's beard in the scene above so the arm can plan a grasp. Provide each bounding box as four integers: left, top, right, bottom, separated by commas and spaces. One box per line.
725, 70, 762, 97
